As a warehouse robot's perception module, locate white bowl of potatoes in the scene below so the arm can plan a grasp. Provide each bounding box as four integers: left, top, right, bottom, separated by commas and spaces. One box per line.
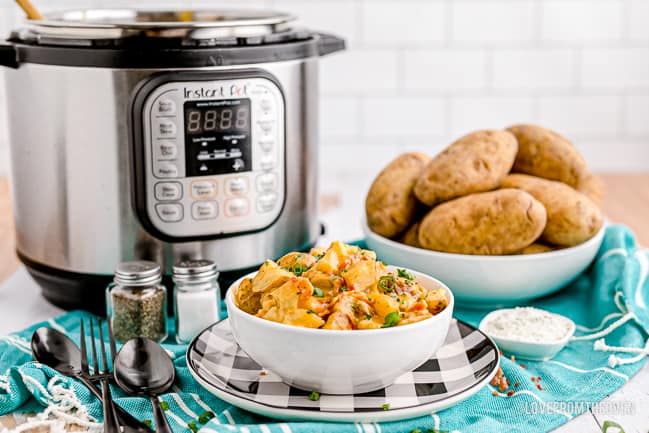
227, 241, 454, 394
363, 125, 605, 307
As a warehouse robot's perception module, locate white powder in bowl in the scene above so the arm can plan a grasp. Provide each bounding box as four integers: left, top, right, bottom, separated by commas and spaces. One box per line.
482, 307, 573, 343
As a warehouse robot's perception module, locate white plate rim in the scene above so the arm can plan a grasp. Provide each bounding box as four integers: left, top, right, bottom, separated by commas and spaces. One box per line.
186, 318, 500, 423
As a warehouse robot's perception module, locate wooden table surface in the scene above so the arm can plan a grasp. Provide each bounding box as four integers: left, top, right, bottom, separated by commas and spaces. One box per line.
1, 174, 649, 432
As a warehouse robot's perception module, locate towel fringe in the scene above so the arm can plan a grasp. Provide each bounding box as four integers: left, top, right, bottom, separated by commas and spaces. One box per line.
571, 312, 636, 341
2, 376, 102, 433
593, 337, 649, 368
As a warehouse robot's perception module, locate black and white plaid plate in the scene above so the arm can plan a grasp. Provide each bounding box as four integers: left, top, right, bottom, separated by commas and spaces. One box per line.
187, 318, 499, 421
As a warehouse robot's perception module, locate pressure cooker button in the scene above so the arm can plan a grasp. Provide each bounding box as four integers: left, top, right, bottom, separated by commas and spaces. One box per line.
258, 138, 274, 152
191, 180, 217, 199
257, 193, 278, 213
257, 120, 274, 132
256, 173, 277, 192
156, 99, 176, 115
226, 177, 248, 196
154, 182, 182, 201
191, 201, 218, 220
158, 142, 178, 160
260, 98, 273, 112
155, 163, 179, 178
226, 198, 250, 217
155, 203, 183, 223
157, 120, 177, 137
260, 155, 276, 170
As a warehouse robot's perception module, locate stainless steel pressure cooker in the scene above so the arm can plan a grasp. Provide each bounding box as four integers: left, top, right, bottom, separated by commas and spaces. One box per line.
0, 9, 344, 313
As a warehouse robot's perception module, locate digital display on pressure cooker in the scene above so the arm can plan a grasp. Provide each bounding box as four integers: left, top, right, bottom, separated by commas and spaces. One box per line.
183, 98, 251, 177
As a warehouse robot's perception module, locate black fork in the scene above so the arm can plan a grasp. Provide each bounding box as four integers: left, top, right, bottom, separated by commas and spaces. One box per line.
81, 318, 119, 433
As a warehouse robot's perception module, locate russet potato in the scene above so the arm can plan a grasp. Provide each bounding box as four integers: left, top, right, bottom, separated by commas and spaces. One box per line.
418, 188, 547, 255
413, 130, 518, 206
507, 124, 589, 188
502, 174, 603, 247
576, 173, 604, 208
365, 152, 430, 238
519, 243, 554, 254
400, 222, 421, 248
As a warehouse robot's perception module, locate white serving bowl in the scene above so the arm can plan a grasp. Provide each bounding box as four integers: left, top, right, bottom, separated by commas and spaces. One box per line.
363, 219, 606, 308
225, 267, 454, 395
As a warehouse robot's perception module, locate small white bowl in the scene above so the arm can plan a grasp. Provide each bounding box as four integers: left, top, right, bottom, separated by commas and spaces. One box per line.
225, 267, 454, 395
363, 219, 605, 308
478, 310, 576, 361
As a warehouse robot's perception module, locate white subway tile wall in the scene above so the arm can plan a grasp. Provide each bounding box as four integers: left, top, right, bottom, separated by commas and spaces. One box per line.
1, 0, 649, 196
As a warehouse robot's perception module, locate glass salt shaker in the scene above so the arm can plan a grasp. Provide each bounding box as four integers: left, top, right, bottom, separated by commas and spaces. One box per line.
106, 261, 168, 343
173, 259, 221, 344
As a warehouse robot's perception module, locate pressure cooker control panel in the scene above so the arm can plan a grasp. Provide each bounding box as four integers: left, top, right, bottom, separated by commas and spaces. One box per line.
138, 76, 285, 239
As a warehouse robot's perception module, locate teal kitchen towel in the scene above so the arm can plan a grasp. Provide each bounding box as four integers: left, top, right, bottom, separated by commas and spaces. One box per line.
0, 224, 647, 433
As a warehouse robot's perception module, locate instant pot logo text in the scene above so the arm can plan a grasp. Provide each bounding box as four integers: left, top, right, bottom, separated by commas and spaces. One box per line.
184, 84, 249, 99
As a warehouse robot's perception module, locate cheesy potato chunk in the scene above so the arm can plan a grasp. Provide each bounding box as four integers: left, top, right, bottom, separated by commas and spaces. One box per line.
234, 241, 448, 330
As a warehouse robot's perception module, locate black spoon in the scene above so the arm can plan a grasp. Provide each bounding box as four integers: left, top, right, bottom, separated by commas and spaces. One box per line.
114, 338, 176, 433
31, 326, 153, 433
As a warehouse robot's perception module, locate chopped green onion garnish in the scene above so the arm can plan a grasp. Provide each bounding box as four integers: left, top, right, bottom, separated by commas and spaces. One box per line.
397, 268, 415, 281
159, 401, 169, 411
143, 420, 152, 428
198, 411, 215, 424
381, 403, 390, 411
309, 391, 320, 401
292, 262, 305, 276
340, 286, 347, 292
411, 429, 422, 433
188, 421, 198, 433
378, 275, 395, 292
382, 311, 400, 328
313, 287, 324, 298
306, 310, 315, 314
365, 314, 372, 320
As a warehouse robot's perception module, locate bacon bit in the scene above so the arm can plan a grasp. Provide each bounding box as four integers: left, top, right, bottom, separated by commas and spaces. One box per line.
514, 382, 520, 388
507, 390, 515, 397
412, 302, 426, 311
498, 350, 503, 356
499, 376, 508, 392
536, 376, 541, 381
259, 371, 267, 376
492, 391, 499, 396
520, 364, 527, 369
510, 355, 516, 362
536, 384, 543, 391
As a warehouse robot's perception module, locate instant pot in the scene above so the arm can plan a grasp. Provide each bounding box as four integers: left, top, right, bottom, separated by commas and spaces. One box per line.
0, 9, 344, 313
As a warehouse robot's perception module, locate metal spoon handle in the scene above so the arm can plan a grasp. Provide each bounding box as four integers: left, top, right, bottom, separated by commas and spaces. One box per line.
78, 376, 152, 433
150, 396, 173, 433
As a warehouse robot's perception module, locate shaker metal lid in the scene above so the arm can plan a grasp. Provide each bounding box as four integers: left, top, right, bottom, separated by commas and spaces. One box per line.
20, 9, 295, 41
114, 260, 162, 286
173, 259, 219, 282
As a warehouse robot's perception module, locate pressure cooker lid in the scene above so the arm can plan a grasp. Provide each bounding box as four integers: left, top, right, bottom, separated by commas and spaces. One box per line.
13, 9, 305, 47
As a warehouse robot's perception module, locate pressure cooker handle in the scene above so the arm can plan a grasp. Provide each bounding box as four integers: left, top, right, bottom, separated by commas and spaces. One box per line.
316, 33, 346, 57
0, 43, 19, 68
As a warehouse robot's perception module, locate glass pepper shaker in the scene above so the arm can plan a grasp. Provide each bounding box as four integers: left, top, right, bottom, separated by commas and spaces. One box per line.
106, 261, 168, 343
173, 259, 221, 344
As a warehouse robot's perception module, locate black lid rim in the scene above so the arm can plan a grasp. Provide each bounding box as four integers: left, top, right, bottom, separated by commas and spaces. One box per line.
7, 34, 326, 68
